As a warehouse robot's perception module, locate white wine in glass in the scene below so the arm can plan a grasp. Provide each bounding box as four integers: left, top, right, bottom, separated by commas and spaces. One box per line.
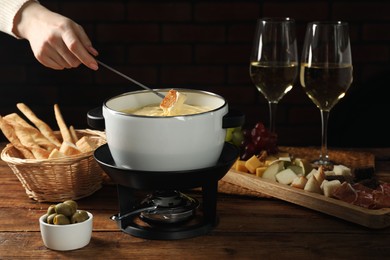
250, 17, 298, 133
300, 21, 353, 168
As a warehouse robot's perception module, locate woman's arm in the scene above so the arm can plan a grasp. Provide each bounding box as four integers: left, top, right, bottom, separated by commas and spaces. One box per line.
1, 0, 98, 70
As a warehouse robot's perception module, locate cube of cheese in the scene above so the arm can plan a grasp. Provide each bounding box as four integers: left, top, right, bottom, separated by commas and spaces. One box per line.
255, 166, 268, 177
322, 179, 342, 197
235, 160, 248, 173
333, 165, 352, 176
245, 155, 263, 174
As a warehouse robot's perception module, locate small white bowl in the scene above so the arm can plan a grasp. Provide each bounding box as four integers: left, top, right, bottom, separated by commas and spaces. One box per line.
39, 211, 93, 251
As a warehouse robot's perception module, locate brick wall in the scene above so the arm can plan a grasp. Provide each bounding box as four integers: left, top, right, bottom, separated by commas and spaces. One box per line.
1, 0, 390, 148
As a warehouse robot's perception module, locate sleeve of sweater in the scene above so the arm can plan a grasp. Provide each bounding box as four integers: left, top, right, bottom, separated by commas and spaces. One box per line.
0, 0, 38, 38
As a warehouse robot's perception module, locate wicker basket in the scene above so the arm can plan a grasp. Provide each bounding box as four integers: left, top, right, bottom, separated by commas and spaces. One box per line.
1, 129, 107, 202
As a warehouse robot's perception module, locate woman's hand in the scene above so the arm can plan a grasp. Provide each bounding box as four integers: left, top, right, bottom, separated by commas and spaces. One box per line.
14, 1, 98, 70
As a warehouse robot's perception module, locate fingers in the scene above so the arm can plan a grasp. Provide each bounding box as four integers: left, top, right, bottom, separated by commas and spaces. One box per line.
62, 24, 99, 71
33, 43, 73, 70
37, 30, 98, 71
24, 8, 99, 71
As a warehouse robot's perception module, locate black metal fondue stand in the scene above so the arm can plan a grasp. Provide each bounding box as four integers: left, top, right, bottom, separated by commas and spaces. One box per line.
94, 142, 238, 240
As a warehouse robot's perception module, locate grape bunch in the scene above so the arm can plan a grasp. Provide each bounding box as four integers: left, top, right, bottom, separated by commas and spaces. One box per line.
239, 122, 278, 160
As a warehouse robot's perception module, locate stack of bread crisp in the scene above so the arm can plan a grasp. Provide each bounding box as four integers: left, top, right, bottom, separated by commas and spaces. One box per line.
0, 103, 99, 160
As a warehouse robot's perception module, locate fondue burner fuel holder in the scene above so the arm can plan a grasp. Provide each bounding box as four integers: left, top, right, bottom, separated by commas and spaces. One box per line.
94, 142, 239, 240
111, 186, 218, 240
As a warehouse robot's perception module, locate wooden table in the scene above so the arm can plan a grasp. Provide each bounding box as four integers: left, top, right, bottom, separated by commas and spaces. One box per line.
1, 143, 389, 259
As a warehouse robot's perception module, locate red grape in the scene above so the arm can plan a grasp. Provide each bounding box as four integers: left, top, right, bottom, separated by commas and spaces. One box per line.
238, 121, 278, 159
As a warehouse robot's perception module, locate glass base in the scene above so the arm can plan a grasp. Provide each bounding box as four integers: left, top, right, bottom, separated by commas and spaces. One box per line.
312, 159, 334, 171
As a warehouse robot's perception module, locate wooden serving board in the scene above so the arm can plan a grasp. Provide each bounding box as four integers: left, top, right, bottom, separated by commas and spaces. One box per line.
220, 147, 390, 229
222, 169, 390, 229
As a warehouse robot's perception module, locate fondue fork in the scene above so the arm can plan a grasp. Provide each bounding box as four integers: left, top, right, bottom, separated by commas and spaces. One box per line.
96, 60, 165, 99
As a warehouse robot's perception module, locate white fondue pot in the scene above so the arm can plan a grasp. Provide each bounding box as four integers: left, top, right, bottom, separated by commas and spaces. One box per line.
88, 89, 244, 171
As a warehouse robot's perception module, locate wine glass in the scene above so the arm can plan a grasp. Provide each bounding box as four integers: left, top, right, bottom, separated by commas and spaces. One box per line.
250, 17, 298, 133
300, 21, 353, 168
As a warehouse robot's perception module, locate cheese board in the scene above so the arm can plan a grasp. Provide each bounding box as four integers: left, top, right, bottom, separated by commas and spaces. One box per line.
222, 169, 390, 229
220, 147, 390, 229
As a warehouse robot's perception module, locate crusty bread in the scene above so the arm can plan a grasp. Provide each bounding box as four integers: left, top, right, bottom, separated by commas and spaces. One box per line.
159, 89, 187, 116
3, 113, 32, 128
30, 147, 51, 159
0, 116, 35, 159
60, 141, 81, 156
4, 113, 57, 152
54, 104, 73, 144
69, 125, 78, 143
76, 136, 97, 153
16, 103, 61, 147
1, 104, 101, 160
48, 148, 66, 159
160, 89, 178, 110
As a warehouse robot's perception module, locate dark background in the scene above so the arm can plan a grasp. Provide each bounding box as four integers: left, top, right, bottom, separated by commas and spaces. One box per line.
1, 0, 390, 148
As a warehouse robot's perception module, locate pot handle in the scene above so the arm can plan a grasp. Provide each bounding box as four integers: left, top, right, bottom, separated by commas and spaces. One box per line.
87, 106, 105, 130
222, 109, 245, 129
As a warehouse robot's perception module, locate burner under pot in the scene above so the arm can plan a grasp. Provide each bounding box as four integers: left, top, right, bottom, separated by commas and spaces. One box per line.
95, 142, 240, 240
139, 190, 199, 224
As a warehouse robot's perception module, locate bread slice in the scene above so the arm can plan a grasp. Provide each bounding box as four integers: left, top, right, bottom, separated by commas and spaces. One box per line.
76, 136, 97, 153
48, 148, 66, 159
160, 89, 187, 116
60, 141, 81, 156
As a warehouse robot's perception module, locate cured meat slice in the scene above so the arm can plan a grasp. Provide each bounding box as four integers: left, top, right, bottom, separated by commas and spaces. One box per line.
334, 181, 390, 209
333, 182, 357, 204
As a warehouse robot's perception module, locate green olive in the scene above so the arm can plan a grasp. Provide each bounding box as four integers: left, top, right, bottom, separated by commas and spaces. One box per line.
47, 213, 57, 224
55, 202, 75, 217
47, 205, 56, 215
42, 214, 49, 223
71, 210, 89, 224
53, 214, 70, 225
64, 200, 78, 212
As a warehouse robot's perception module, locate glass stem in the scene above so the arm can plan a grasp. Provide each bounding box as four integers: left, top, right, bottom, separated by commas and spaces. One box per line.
320, 109, 330, 164
268, 101, 278, 133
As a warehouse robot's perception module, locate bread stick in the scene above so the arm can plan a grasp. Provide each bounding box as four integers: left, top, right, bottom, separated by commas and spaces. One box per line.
30, 147, 51, 159
16, 103, 61, 147
69, 125, 78, 143
54, 104, 73, 144
3, 113, 31, 128
0, 116, 35, 159
4, 113, 57, 151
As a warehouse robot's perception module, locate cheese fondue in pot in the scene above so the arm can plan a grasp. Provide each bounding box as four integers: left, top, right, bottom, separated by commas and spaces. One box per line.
122, 103, 210, 116
122, 89, 210, 116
